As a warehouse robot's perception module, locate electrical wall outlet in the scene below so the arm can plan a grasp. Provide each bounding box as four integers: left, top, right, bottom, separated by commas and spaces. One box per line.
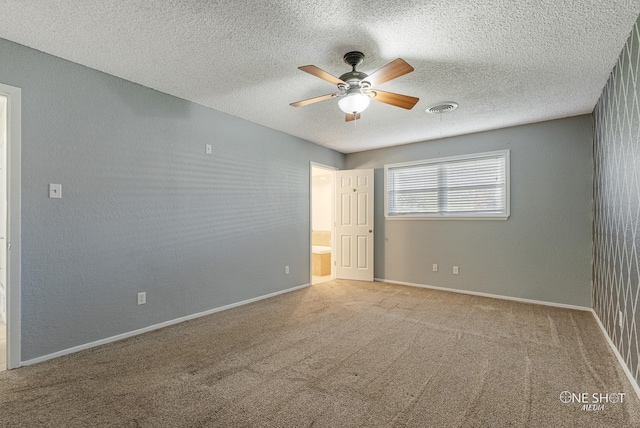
619, 310, 623, 328
453, 266, 459, 275
285, 266, 289, 274
432, 264, 438, 272
137, 292, 146, 305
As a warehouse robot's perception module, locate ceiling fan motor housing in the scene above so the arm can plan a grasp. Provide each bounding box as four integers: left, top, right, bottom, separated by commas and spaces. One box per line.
339, 71, 369, 87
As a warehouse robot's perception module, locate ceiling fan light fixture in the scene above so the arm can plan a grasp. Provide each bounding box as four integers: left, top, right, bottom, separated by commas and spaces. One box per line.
338, 92, 370, 114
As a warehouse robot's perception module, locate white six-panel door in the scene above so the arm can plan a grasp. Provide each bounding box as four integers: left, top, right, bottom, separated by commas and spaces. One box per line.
335, 169, 374, 281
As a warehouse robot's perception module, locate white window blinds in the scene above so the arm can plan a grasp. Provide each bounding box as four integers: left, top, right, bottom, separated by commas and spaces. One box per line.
385, 150, 510, 219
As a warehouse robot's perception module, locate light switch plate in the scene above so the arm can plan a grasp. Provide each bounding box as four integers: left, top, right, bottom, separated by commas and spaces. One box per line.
205, 144, 212, 155
49, 183, 62, 199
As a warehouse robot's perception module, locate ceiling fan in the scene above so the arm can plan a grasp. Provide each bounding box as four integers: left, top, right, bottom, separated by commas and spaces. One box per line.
290, 51, 419, 122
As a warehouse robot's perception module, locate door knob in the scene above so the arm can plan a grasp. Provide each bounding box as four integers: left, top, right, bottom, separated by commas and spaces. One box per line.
369, 229, 373, 233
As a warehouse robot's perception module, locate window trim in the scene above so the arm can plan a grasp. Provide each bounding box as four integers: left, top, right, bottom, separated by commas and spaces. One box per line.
384, 150, 510, 220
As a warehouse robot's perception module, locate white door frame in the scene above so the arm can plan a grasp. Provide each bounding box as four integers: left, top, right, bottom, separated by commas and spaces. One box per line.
309, 162, 336, 283
0, 83, 22, 370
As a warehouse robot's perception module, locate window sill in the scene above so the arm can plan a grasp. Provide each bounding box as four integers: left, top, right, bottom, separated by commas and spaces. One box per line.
385, 215, 510, 221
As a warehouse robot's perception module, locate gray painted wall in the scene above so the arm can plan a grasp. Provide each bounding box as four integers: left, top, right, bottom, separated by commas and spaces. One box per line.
0, 38, 344, 361
345, 116, 593, 307
593, 16, 640, 386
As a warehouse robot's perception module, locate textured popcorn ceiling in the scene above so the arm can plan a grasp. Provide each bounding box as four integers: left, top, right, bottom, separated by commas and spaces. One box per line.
0, 1, 639, 153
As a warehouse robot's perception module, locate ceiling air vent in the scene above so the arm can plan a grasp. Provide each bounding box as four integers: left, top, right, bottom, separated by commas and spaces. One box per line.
426, 102, 458, 114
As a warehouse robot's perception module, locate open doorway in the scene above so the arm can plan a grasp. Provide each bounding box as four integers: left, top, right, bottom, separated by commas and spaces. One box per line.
0, 94, 6, 371
311, 164, 335, 285
0, 82, 21, 372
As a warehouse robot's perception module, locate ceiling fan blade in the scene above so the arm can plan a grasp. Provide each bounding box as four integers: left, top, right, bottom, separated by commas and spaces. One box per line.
299, 65, 347, 86
290, 93, 337, 107
371, 90, 419, 110
345, 113, 361, 122
364, 58, 414, 87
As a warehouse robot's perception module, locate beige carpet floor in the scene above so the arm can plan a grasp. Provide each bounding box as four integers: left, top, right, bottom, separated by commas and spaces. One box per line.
1, 280, 639, 427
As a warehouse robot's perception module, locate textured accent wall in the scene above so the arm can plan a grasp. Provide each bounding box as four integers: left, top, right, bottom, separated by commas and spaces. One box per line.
593, 17, 640, 386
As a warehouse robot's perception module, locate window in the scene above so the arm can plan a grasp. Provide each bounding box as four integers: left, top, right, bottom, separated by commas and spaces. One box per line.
385, 150, 510, 220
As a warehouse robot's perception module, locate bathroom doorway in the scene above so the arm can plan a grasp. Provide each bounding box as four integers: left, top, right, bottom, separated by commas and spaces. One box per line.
310, 164, 335, 284
0, 94, 5, 371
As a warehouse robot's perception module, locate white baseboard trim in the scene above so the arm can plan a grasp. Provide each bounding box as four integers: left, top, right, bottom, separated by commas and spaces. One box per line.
21, 279, 640, 400
373, 278, 592, 312
21, 283, 311, 367
591, 310, 640, 400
